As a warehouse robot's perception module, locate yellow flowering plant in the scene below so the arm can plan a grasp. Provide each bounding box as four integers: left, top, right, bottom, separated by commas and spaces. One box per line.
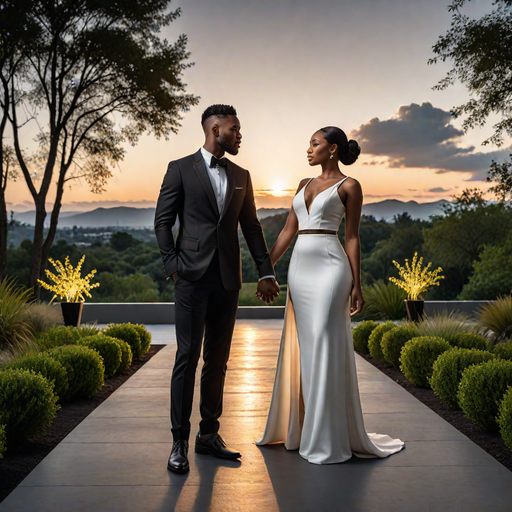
38, 255, 100, 303
389, 253, 444, 301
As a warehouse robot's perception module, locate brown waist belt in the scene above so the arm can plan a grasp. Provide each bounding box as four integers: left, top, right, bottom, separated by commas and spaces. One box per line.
298, 229, 337, 235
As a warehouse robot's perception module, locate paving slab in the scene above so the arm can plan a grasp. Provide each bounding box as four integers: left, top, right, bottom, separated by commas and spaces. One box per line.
2, 319, 512, 512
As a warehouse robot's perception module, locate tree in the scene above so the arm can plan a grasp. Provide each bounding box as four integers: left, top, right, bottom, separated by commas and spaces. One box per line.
2, 0, 198, 289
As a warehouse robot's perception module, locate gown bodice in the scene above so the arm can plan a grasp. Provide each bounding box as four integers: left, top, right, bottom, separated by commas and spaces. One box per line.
292, 177, 348, 231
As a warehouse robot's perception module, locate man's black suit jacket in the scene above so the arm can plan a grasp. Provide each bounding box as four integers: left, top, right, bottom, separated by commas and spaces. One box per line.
154, 149, 275, 291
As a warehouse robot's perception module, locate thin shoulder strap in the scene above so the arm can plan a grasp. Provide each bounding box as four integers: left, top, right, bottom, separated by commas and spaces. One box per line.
337, 176, 350, 188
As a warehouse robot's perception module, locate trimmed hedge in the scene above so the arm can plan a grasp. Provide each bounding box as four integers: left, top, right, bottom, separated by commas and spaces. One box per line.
381, 324, 420, 369
132, 324, 151, 358
0, 369, 59, 446
498, 387, 512, 451
79, 335, 122, 378
2, 353, 69, 402
0, 425, 5, 458
47, 345, 105, 399
458, 359, 512, 432
430, 348, 496, 409
114, 338, 133, 373
493, 341, 512, 361
449, 332, 488, 351
368, 321, 396, 363
352, 321, 378, 354
103, 324, 142, 359
399, 336, 452, 388
36, 325, 81, 350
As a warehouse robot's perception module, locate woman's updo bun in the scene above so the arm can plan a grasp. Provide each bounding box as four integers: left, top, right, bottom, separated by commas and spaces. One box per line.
319, 126, 361, 166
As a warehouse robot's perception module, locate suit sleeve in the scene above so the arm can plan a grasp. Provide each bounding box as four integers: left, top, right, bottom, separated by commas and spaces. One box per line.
154, 161, 183, 278
238, 170, 275, 279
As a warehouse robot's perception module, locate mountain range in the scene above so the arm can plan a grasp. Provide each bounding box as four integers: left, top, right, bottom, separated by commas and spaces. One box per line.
12, 199, 448, 227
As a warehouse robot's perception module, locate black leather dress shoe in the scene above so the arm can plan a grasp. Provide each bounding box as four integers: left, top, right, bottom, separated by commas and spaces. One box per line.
167, 440, 189, 474
195, 433, 241, 459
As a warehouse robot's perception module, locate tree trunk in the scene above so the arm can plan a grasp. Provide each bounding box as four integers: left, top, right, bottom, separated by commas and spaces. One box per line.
30, 198, 47, 293
0, 191, 7, 281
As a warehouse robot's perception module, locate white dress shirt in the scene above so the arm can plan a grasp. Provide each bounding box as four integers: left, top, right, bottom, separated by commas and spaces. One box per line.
201, 146, 228, 214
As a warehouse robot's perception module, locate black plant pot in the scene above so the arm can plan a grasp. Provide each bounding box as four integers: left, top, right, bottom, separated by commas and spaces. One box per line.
405, 300, 424, 322
61, 302, 84, 327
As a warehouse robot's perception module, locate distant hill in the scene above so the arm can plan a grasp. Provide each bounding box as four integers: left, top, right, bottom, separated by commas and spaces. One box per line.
11, 199, 449, 227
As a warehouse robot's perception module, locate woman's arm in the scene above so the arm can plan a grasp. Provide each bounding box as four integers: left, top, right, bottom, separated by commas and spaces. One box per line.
341, 178, 365, 316
269, 178, 310, 266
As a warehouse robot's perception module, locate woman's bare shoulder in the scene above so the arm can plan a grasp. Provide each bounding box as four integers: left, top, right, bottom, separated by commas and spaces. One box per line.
296, 177, 312, 194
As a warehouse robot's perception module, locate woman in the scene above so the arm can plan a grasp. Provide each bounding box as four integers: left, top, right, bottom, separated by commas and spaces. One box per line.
256, 126, 404, 464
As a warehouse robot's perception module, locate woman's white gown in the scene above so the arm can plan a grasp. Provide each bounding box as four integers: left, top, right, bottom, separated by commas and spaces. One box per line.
256, 178, 404, 464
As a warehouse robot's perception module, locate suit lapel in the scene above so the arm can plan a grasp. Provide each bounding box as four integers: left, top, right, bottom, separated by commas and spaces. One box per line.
221, 160, 236, 220
192, 149, 219, 217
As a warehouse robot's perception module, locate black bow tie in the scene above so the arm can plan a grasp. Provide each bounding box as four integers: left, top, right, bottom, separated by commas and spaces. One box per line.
210, 156, 227, 168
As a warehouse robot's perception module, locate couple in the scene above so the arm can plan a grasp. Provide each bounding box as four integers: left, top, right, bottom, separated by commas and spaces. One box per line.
154, 104, 404, 473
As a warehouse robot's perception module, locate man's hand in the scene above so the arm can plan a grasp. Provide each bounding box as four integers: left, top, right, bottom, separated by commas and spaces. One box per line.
256, 278, 280, 304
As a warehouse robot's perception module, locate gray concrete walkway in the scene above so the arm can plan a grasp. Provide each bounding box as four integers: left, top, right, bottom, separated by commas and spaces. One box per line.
2, 320, 512, 511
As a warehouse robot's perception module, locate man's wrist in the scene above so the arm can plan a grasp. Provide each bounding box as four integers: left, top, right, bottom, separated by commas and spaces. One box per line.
259, 275, 276, 282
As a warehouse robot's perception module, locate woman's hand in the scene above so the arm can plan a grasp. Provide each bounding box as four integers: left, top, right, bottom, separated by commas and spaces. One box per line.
350, 286, 365, 317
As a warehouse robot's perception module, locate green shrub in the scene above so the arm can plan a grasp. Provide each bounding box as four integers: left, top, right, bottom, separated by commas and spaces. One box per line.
364, 281, 407, 320
498, 387, 512, 451
79, 335, 122, 378
368, 321, 396, 363
2, 353, 69, 402
476, 295, 512, 344
493, 341, 512, 361
381, 324, 420, 369
0, 424, 5, 458
352, 321, 379, 354
449, 332, 488, 351
399, 336, 452, 388
430, 348, 496, 409
47, 345, 105, 399
0, 369, 59, 445
418, 311, 469, 342
458, 359, 512, 432
77, 324, 102, 338
114, 338, 132, 373
103, 324, 142, 358
132, 324, 151, 357
36, 325, 81, 350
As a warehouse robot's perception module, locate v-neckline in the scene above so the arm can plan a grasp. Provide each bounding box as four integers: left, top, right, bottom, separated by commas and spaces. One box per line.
303, 177, 346, 215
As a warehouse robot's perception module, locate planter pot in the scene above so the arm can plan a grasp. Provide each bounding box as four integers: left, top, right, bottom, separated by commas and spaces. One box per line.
405, 300, 424, 322
61, 302, 84, 327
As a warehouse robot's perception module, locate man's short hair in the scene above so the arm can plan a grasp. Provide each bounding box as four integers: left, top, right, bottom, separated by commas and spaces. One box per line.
201, 104, 237, 125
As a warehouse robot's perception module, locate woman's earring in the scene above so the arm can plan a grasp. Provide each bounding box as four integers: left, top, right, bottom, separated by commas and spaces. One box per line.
330, 154, 334, 160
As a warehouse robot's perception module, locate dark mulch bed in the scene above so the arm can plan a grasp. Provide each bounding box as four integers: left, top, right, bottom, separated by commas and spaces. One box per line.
358, 351, 512, 472
0, 344, 165, 504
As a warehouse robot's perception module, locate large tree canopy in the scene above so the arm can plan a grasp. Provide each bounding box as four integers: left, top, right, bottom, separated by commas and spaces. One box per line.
0, 0, 198, 287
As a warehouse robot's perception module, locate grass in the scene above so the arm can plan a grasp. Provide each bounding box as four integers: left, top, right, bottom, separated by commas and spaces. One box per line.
476, 295, 512, 345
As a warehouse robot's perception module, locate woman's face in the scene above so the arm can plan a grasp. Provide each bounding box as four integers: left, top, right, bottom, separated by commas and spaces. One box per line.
307, 131, 336, 166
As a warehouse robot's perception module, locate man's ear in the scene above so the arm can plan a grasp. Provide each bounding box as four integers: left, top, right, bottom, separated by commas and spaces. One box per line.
211, 123, 220, 138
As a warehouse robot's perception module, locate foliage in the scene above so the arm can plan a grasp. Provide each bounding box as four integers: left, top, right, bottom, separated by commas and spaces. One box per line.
0, 425, 5, 458
381, 324, 420, 369
476, 295, 512, 344
0, 278, 34, 354
23, 302, 62, 335
47, 345, 105, 399
450, 332, 488, 351
0, 368, 59, 445
399, 336, 452, 388
36, 325, 81, 351
493, 341, 512, 361
93, 272, 161, 303
458, 359, 512, 432
38, 256, 99, 303
103, 323, 142, 359
497, 387, 512, 451
417, 311, 471, 343
352, 321, 379, 354
460, 233, 512, 299
389, 253, 444, 300
487, 156, 512, 203
131, 324, 152, 358
431, 348, 496, 409
363, 281, 407, 320
368, 321, 396, 363
2, 353, 69, 402
77, 324, 102, 338
79, 335, 122, 378
114, 339, 133, 373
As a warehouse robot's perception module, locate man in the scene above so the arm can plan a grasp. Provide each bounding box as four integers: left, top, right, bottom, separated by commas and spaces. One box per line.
155, 104, 279, 474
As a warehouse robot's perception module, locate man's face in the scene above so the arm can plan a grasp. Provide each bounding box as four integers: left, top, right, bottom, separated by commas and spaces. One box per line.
217, 115, 242, 155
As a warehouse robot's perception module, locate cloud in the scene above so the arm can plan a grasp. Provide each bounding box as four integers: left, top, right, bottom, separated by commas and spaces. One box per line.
428, 187, 451, 193
351, 102, 510, 179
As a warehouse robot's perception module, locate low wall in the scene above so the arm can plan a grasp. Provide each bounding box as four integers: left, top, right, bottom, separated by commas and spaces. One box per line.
81, 300, 490, 325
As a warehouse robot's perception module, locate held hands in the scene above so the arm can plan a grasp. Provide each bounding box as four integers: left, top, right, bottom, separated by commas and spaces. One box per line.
350, 286, 365, 317
256, 278, 280, 304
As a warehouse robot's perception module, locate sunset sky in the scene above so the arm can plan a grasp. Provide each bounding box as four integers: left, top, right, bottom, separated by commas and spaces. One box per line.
7, 0, 509, 212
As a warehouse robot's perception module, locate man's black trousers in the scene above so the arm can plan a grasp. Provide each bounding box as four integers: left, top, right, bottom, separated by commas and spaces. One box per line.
171, 255, 239, 441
